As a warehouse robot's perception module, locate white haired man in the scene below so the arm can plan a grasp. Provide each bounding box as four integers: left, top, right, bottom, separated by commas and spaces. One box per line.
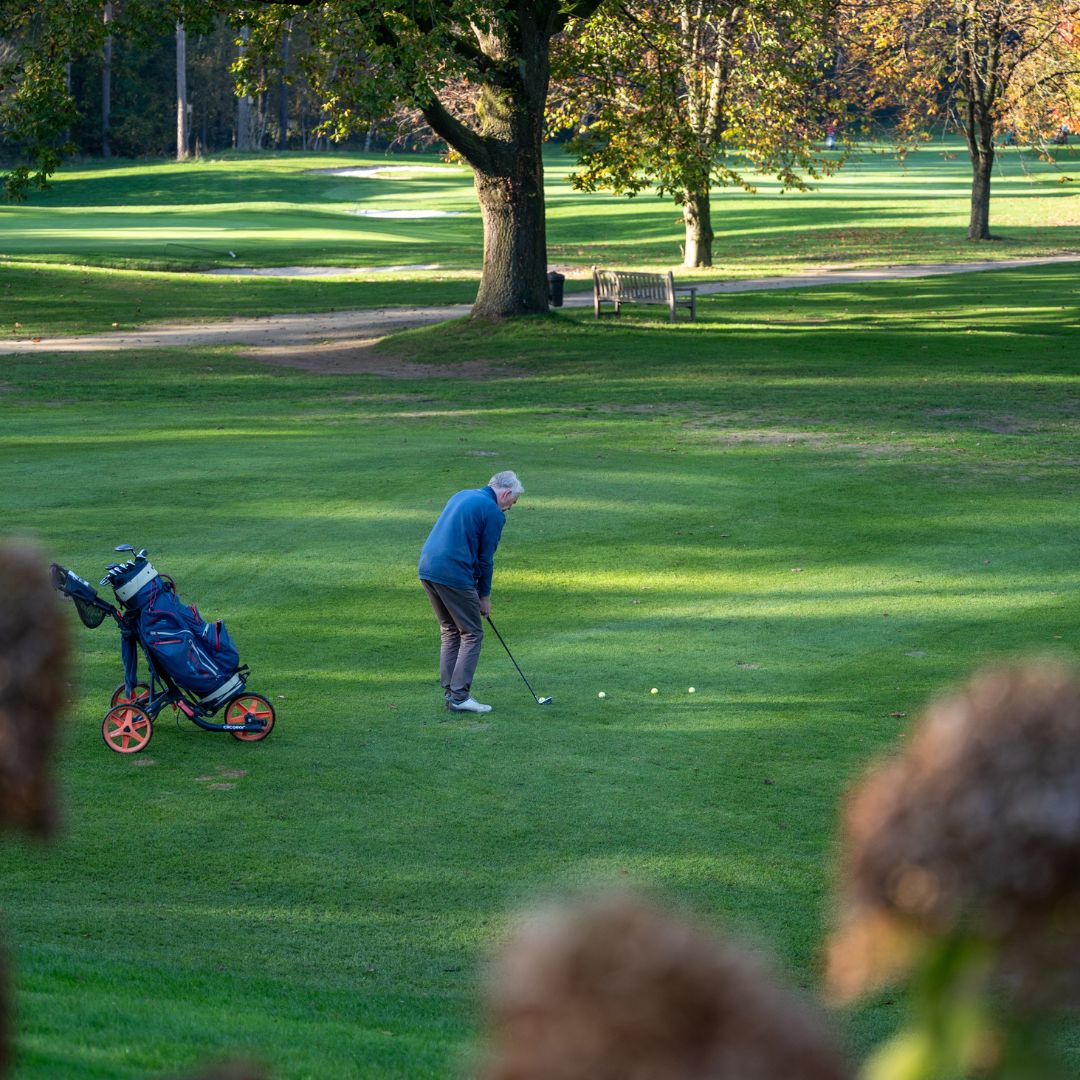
419, 471, 524, 713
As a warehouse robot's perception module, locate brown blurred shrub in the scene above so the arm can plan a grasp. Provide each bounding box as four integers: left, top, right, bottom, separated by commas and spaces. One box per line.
478, 890, 850, 1080
0, 540, 69, 1076
827, 660, 1080, 1006
0, 540, 68, 838
166, 1064, 267, 1080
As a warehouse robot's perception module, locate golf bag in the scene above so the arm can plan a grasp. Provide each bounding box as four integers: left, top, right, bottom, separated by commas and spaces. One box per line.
106, 553, 243, 707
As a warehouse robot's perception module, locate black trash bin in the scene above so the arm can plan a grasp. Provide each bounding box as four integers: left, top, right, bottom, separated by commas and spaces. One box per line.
547, 270, 565, 308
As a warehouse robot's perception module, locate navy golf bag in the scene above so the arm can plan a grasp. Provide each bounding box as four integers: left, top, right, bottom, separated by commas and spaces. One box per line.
108, 553, 243, 708
51, 546, 275, 753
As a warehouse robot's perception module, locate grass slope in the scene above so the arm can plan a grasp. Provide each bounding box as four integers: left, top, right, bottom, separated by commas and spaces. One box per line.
2, 261, 1079, 1077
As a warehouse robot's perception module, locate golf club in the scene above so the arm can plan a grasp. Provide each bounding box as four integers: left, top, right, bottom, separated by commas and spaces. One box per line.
485, 615, 552, 705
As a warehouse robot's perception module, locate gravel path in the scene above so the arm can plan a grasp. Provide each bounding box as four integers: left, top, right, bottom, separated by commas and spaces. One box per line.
3, 254, 1078, 359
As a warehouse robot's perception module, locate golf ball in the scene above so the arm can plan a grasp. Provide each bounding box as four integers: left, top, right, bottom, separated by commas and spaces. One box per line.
688, 687, 696, 694
598, 691, 606, 699
650, 687, 658, 695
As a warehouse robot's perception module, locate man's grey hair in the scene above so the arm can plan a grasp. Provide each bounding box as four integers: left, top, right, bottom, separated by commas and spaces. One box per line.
489, 470, 524, 496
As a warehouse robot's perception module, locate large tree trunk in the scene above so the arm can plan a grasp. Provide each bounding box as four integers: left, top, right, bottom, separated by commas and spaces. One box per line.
101, 2, 112, 158
422, 3, 554, 318
471, 150, 548, 318
962, 63, 996, 241
967, 149, 993, 240
175, 22, 189, 161
423, 116, 550, 318
964, 98, 994, 240
682, 189, 713, 268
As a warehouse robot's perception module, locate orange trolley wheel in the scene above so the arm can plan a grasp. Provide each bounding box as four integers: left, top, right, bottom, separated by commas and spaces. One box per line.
225, 693, 276, 742
101, 703, 154, 754
111, 682, 177, 712
110, 682, 150, 707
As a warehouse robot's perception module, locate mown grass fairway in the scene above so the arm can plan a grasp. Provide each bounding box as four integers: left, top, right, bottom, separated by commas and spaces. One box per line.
1, 140, 1080, 286
1, 153, 1080, 1077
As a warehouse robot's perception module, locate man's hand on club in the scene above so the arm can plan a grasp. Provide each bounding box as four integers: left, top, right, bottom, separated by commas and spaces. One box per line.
479, 596, 491, 617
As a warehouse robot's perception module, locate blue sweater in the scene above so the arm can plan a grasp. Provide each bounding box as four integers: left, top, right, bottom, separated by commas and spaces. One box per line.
418, 486, 506, 596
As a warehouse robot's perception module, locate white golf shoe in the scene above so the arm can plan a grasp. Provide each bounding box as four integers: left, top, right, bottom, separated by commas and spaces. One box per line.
447, 696, 492, 714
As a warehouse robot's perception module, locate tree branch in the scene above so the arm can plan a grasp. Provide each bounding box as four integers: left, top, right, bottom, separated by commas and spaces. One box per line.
421, 94, 496, 171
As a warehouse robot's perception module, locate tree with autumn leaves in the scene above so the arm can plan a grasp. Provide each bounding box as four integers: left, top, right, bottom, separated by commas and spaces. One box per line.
551, 0, 843, 269
838, 0, 1080, 241
0, 0, 608, 319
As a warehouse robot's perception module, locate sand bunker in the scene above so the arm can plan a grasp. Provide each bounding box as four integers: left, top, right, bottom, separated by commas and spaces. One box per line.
203, 264, 440, 277
313, 166, 461, 179
348, 208, 464, 219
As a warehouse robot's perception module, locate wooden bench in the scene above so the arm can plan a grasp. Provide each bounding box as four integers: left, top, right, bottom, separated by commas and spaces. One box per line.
592, 267, 698, 322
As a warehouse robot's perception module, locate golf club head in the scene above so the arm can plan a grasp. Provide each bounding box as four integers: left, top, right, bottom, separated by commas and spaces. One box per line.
537, 696, 553, 705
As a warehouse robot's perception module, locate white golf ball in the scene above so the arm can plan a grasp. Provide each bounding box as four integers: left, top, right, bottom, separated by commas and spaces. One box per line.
688, 687, 696, 694
598, 691, 606, 699
650, 687, 658, 695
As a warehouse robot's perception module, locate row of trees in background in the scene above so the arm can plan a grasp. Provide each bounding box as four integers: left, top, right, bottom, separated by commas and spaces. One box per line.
62, 13, 370, 162
1, 0, 1079, 317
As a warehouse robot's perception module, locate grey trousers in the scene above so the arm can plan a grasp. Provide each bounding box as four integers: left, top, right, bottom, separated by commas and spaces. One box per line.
421, 579, 484, 701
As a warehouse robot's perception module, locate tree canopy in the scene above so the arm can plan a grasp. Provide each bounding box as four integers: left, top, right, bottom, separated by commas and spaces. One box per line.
839, 0, 1080, 240
552, 0, 842, 267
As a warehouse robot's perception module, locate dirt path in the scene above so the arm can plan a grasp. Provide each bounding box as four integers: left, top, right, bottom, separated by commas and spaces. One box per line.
3, 255, 1078, 375
686, 253, 1080, 294
0, 305, 470, 354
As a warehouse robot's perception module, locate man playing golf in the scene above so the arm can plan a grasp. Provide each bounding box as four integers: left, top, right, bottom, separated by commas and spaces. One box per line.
419, 471, 523, 713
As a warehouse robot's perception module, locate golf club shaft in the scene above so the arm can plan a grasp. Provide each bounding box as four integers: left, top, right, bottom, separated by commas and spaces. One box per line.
485, 615, 542, 703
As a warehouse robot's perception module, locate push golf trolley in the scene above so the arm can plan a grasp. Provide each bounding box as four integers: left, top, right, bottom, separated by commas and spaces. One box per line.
50, 545, 275, 754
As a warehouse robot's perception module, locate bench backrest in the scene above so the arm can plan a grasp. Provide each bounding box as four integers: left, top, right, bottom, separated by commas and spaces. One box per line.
593, 268, 674, 303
